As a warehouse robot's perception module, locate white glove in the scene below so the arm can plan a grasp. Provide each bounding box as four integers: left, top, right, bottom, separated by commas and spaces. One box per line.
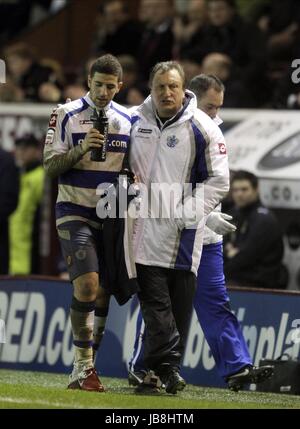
206, 212, 236, 235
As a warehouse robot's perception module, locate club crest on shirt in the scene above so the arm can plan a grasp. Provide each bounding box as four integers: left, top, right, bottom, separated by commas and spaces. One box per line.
167, 135, 179, 148
111, 118, 121, 132
218, 143, 227, 154
80, 119, 93, 125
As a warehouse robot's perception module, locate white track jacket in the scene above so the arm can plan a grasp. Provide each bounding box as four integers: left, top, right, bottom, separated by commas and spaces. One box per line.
129, 91, 230, 275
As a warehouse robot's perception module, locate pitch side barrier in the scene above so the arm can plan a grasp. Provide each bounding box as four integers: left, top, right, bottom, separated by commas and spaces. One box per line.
0, 276, 299, 388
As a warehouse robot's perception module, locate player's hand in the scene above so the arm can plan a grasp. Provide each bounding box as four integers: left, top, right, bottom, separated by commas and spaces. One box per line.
206, 212, 236, 235
81, 128, 105, 153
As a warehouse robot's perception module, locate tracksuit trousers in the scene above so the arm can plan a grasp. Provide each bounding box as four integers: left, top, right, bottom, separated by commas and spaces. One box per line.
136, 263, 196, 373
131, 243, 252, 379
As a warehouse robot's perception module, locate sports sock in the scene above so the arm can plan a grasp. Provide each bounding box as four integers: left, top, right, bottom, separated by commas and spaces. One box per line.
93, 306, 109, 362
70, 296, 95, 370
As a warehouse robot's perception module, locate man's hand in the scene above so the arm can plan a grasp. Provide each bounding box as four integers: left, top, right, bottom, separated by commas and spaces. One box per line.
206, 212, 236, 235
81, 128, 105, 154
225, 242, 239, 259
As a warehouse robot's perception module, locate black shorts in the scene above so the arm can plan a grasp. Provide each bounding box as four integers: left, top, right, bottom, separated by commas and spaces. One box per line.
57, 221, 103, 282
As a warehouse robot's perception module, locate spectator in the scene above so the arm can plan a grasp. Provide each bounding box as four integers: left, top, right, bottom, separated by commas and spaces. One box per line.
137, 0, 175, 80
114, 55, 148, 106
93, 0, 142, 58
201, 52, 255, 107
0, 149, 19, 275
224, 170, 286, 289
257, 0, 300, 68
9, 135, 45, 275
179, 56, 202, 86
4, 43, 61, 102
201, 0, 269, 106
38, 82, 62, 103
63, 83, 86, 101
173, 0, 208, 60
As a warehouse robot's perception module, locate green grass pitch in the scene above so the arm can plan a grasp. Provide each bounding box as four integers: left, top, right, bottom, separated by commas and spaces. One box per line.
0, 370, 299, 409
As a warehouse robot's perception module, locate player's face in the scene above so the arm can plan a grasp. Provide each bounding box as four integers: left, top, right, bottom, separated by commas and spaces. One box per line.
88, 72, 122, 108
151, 69, 185, 119
198, 88, 224, 119
231, 180, 259, 208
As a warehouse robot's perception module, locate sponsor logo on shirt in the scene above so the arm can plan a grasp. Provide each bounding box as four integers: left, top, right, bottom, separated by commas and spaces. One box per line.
45, 128, 55, 145
218, 143, 227, 154
79, 120, 94, 125
138, 128, 152, 134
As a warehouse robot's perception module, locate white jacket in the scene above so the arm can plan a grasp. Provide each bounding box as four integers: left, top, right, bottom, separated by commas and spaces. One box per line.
129, 91, 229, 275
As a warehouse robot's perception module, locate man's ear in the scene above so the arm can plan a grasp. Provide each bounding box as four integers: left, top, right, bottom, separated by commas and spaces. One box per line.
116, 81, 123, 93
87, 75, 91, 89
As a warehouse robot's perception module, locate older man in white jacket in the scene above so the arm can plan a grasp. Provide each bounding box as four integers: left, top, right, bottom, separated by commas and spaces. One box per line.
129, 61, 230, 394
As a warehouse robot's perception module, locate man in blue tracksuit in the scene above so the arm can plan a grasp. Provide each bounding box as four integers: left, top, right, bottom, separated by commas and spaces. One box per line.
129, 74, 274, 391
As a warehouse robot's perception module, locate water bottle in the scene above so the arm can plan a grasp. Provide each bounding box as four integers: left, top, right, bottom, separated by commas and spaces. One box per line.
90, 108, 109, 162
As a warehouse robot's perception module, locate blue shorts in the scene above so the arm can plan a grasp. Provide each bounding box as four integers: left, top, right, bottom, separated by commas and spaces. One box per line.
57, 221, 102, 281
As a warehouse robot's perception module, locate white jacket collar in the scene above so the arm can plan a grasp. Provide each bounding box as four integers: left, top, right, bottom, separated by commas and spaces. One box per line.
138, 90, 198, 127
214, 115, 223, 126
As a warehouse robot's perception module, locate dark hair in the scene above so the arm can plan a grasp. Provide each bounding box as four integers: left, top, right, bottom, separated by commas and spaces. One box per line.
231, 170, 258, 189
208, 0, 237, 9
15, 134, 40, 148
90, 54, 123, 81
188, 74, 225, 99
149, 61, 185, 88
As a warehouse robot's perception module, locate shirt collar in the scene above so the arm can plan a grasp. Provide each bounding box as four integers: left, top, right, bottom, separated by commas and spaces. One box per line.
214, 114, 223, 126
84, 92, 112, 112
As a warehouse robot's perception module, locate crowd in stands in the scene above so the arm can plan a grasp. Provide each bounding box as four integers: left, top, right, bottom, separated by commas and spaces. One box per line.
1, 0, 300, 108
0, 0, 294, 287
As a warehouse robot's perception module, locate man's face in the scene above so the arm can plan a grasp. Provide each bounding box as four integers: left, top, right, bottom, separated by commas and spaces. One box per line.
197, 87, 224, 119
208, 0, 234, 27
188, 0, 207, 23
140, 0, 170, 26
7, 55, 31, 79
104, 0, 126, 29
231, 179, 259, 208
88, 72, 122, 109
151, 69, 185, 119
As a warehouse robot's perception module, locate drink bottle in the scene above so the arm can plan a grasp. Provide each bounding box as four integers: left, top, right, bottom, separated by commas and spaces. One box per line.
90, 108, 109, 162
